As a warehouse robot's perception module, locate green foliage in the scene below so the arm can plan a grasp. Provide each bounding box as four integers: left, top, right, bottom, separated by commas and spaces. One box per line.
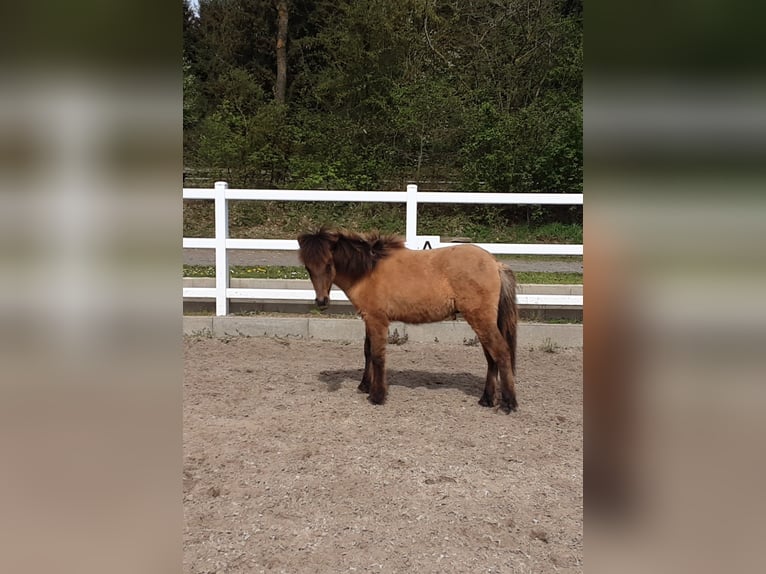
460, 95, 582, 194
184, 193, 581, 245
184, 0, 582, 209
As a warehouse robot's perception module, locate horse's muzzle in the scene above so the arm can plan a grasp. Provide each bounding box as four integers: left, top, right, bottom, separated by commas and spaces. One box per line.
315, 297, 329, 309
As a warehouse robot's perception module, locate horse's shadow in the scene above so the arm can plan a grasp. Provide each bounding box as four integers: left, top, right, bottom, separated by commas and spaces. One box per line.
318, 368, 484, 397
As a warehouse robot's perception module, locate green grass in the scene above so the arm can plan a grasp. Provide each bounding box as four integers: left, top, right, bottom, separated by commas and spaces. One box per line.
497, 254, 582, 263
183, 264, 309, 279
514, 271, 582, 284
543, 317, 583, 324
183, 200, 582, 245
183, 264, 582, 284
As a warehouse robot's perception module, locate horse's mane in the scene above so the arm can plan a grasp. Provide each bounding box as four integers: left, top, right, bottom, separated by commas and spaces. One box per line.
297, 226, 337, 266
298, 227, 405, 279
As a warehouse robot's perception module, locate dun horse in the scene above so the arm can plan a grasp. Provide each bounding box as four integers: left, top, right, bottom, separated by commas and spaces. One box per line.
297, 228, 519, 412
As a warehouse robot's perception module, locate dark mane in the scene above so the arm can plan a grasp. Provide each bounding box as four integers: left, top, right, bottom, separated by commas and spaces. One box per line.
298, 227, 405, 279
297, 226, 336, 266
334, 229, 405, 279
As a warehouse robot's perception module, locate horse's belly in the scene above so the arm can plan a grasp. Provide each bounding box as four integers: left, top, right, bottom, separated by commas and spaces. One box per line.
386, 294, 456, 324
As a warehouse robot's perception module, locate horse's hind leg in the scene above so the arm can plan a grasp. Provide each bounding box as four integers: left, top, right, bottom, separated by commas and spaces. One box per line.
497, 362, 518, 414
483, 333, 516, 412
479, 346, 498, 407
358, 332, 372, 393
463, 310, 517, 413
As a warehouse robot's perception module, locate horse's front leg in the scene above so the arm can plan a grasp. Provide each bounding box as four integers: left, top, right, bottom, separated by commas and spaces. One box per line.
365, 319, 389, 405
358, 331, 372, 393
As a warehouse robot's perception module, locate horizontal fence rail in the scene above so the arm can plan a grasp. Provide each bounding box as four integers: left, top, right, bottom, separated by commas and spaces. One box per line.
183, 182, 583, 315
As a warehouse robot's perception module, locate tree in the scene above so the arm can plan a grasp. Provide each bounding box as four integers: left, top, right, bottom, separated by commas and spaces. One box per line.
183, 0, 583, 198
274, 0, 289, 103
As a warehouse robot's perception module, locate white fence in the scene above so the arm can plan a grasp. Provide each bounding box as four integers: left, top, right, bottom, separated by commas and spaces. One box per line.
183, 182, 583, 315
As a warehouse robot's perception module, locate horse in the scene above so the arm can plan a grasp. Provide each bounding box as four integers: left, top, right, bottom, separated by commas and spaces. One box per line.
297, 227, 519, 413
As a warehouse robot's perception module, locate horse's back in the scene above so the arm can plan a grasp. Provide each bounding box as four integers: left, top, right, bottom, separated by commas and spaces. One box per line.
430, 243, 499, 271
385, 243, 497, 279
432, 244, 503, 305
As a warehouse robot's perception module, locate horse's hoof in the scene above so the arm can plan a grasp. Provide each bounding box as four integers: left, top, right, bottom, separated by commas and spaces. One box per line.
498, 400, 518, 414
358, 380, 370, 393
368, 393, 386, 405
478, 396, 494, 408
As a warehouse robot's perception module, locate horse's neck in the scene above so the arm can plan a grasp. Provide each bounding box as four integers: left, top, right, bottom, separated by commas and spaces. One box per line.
332, 271, 357, 293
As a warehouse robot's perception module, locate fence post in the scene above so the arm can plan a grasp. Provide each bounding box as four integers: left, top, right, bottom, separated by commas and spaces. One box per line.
406, 184, 418, 248
214, 181, 229, 316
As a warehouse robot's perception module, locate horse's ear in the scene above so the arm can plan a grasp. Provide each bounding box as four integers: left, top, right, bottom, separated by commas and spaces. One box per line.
316, 225, 335, 239
325, 230, 339, 250
313, 226, 338, 249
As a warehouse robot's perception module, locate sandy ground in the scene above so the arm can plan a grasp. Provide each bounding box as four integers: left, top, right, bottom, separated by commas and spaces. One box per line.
184, 336, 582, 573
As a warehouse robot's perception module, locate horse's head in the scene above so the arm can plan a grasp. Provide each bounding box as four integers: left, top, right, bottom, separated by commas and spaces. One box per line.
297, 229, 338, 310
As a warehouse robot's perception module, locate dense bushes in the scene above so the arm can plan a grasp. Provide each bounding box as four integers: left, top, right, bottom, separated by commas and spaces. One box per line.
184, 0, 582, 224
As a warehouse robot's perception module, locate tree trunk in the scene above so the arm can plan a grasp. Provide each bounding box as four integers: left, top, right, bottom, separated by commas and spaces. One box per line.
275, 0, 288, 104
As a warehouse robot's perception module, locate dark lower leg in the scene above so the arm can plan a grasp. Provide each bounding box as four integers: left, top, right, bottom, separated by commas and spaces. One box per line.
479, 347, 497, 407
358, 334, 372, 392
497, 358, 518, 413
367, 328, 388, 405
368, 355, 387, 404
464, 318, 516, 413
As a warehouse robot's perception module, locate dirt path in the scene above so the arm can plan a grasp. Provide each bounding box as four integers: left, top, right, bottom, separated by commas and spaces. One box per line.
183, 249, 583, 274
184, 336, 582, 573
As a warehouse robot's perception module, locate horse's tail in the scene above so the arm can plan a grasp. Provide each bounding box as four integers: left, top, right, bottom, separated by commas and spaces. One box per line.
497, 264, 518, 375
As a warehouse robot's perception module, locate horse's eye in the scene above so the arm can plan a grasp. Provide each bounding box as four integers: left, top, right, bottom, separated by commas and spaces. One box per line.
325, 263, 332, 273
